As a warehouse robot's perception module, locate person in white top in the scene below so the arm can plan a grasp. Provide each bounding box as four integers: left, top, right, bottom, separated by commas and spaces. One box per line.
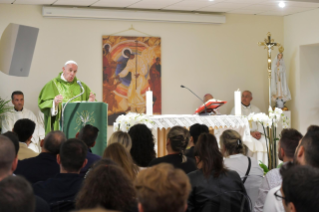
263, 185, 284, 212
219, 129, 263, 207
1, 91, 41, 153
254, 128, 302, 212
230, 90, 267, 166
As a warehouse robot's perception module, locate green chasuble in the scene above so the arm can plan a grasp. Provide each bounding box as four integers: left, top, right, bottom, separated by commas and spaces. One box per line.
38, 72, 91, 134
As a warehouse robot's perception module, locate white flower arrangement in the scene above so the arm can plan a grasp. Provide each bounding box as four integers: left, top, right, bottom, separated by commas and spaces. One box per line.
246, 107, 289, 170
113, 112, 155, 132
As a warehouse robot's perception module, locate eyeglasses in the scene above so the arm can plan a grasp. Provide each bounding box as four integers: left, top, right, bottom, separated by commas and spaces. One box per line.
274, 189, 286, 201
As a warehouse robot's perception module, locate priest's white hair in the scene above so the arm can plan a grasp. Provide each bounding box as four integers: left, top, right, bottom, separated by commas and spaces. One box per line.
64, 60, 78, 67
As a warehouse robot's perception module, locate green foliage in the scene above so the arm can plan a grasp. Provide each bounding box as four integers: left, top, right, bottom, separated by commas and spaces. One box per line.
0, 97, 12, 117
259, 160, 269, 175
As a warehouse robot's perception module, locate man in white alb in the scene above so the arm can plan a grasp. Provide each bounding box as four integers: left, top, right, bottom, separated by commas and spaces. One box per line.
230, 90, 267, 165
1, 91, 41, 153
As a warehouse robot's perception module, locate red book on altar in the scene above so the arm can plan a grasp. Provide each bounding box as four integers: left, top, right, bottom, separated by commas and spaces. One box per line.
195, 99, 227, 114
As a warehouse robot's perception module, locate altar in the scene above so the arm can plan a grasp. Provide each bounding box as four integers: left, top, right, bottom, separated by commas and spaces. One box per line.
114, 114, 252, 157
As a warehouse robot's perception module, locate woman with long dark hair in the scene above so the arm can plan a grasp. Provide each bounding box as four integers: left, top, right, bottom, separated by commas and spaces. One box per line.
187, 133, 249, 212
149, 126, 197, 174
128, 124, 156, 168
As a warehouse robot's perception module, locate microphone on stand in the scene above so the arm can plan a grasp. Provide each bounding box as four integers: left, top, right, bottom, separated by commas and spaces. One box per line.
61, 80, 85, 132
180, 85, 209, 115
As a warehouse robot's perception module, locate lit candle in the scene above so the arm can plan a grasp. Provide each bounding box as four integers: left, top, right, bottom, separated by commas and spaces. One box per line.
146, 88, 153, 115
234, 89, 241, 116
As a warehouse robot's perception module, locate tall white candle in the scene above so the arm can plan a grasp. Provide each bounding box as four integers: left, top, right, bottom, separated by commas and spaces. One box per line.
234, 89, 241, 116
146, 89, 153, 115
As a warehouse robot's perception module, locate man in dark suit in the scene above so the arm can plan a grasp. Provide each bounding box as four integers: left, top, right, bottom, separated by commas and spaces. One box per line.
33, 138, 87, 204
14, 131, 66, 184
76, 124, 101, 176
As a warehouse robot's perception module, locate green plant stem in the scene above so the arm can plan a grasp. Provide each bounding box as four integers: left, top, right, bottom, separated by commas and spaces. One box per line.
262, 123, 270, 169
274, 122, 277, 167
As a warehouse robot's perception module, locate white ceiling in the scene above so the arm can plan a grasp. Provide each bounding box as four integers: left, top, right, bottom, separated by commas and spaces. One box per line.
1, 0, 319, 16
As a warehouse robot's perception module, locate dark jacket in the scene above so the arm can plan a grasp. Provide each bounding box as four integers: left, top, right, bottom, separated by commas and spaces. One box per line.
14, 152, 60, 184
149, 153, 197, 174
185, 146, 195, 160
80, 150, 101, 177
33, 173, 84, 204
187, 169, 249, 212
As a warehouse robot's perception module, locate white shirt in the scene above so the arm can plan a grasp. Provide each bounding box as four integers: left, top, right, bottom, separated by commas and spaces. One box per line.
224, 154, 264, 207
254, 167, 282, 212
1, 108, 40, 151
263, 185, 284, 212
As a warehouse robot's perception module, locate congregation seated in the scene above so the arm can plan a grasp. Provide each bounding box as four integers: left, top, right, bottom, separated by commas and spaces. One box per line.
135, 163, 191, 212
14, 130, 66, 184
0, 135, 50, 212
13, 118, 39, 160
107, 130, 132, 152
33, 138, 87, 207
75, 159, 138, 212
185, 123, 209, 160
103, 143, 139, 181
128, 124, 156, 168
219, 129, 263, 207
254, 128, 302, 211
263, 126, 319, 212
187, 133, 249, 212
76, 124, 101, 177
149, 126, 197, 174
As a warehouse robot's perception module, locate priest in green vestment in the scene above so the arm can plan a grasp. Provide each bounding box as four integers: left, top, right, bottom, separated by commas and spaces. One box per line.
38, 60, 95, 134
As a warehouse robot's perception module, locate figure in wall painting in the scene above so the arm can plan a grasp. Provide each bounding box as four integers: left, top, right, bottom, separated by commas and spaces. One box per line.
102, 36, 162, 124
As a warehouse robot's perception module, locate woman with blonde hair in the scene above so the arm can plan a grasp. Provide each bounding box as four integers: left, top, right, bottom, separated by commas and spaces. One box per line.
149, 126, 196, 174
219, 129, 263, 207
103, 143, 139, 181
107, 131, 132, 152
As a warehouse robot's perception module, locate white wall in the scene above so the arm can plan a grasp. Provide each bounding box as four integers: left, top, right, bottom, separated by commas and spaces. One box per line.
284, 8, 319, 133
0, 4, 284, 136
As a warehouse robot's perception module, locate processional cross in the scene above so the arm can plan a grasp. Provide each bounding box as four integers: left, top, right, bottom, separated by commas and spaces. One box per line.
258, 32, 281, 107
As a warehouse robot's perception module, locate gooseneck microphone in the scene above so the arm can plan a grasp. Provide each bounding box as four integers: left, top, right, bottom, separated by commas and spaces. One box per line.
61, 80, 85, 132
180, 85, 209, 115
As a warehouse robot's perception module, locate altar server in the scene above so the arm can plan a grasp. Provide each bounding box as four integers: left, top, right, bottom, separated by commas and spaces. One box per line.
1, 91, 41, 152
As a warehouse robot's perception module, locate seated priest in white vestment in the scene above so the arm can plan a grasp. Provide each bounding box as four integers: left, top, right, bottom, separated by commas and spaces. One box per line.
1, 91, 41, 153
230, 90, 267, 165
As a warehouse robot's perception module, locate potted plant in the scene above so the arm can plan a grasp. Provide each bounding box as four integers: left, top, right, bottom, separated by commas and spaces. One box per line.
0, 97, 13, 131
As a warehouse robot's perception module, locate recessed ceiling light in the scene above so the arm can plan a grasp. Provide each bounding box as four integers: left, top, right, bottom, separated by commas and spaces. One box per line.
279, 2, 286, 8
209, 0, 214, 1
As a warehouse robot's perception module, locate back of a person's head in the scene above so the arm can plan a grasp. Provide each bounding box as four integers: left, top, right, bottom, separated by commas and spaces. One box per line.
2, 131, 19, 155
128, 124, 155, 167
108, 131, 132, 151
298, 130, 319, 168
135, 163, 191, 212
219, 129, 245, 156
280, 128, 303, 159
103, 143, 138, 181
307, 125, 319, 133
44, 131, 67, 154
189, 124, 209, 145
280, 163, 319, 212
167, 126, 189, 162
195, 133, 225, 178
76, 163, 136, 211
78, 124, 99, 148
0, 176, 35, 212
0, 135, 16, 178
13, 119, 36, 142
60, 138, 88, 172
